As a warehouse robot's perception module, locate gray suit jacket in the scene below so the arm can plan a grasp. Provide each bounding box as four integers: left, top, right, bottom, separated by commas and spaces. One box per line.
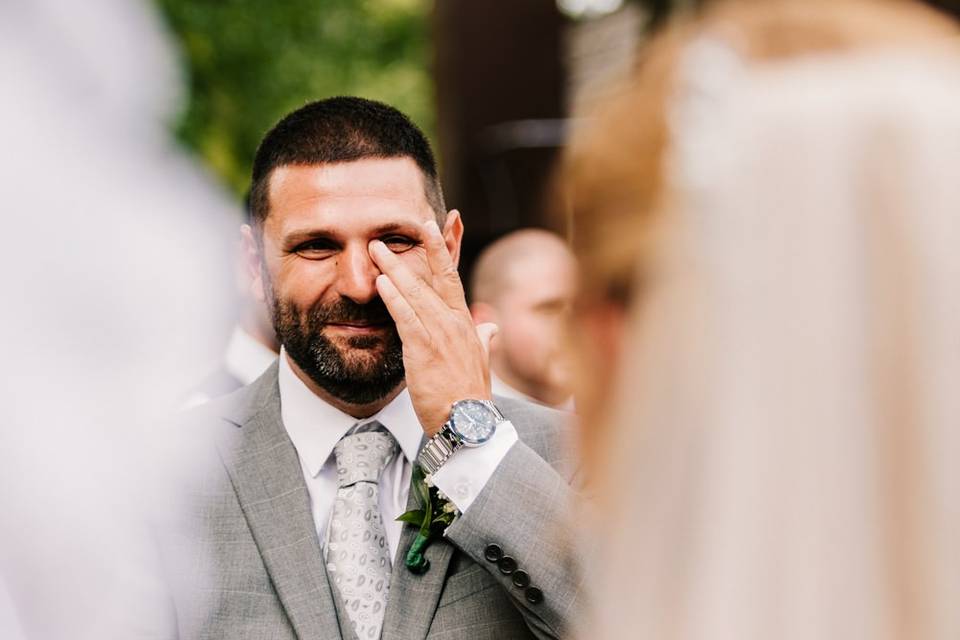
165, 362, 580, 640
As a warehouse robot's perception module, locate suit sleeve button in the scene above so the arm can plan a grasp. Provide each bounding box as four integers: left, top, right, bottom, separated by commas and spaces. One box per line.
525, 586, 544, 604
497, 555, 518, 575
484, 544, 503, 563
511, 570, 530, 588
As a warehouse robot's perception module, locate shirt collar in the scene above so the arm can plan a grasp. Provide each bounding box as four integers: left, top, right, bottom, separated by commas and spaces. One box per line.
278, 348, 424, 478
224, 325, 278, 385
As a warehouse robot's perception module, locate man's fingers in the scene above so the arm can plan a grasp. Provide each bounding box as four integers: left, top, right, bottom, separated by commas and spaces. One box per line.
422, 219, 467, 310
475, 322, 499, 358
375, 274, 429, 344
369, 240, 447, 318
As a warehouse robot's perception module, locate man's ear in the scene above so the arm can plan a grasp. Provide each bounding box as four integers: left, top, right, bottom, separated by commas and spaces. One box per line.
240, 224, 267, 302
441, 209, 464, 267
470, 301, 499, 326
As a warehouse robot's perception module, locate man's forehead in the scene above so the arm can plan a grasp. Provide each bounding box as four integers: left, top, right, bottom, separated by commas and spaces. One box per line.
269, 157, 429, 202
501, 252, 576, 299
263, 158, 434, 235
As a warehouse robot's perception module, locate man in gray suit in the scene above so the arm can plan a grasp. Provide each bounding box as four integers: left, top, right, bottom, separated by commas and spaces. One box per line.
170, 97, 579, 640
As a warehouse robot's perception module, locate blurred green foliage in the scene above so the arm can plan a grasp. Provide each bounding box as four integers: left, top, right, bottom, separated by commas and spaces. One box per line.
156, 0, 435, 198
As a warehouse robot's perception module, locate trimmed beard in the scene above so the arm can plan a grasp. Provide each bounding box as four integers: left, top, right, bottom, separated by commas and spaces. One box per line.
268, 289, 405, 405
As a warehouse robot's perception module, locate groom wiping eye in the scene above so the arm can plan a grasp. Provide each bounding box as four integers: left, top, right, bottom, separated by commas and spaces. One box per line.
166, 95, 582, 640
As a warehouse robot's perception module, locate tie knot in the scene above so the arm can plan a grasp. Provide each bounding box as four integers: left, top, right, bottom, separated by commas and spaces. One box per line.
333, 425, 398, 488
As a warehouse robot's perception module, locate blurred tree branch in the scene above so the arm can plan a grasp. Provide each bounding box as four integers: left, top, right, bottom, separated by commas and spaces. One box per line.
155, 0, 434, 198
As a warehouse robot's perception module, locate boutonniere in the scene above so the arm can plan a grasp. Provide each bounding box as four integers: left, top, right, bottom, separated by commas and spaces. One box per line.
396, 464, 460, 574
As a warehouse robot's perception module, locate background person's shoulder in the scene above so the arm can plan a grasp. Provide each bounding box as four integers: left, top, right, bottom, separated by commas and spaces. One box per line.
494, 395, 577, 476
495, 395, 570, 431
176, 361, 280, 431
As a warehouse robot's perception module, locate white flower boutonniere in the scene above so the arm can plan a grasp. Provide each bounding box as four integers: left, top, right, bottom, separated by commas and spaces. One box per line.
396, 465, 460, 574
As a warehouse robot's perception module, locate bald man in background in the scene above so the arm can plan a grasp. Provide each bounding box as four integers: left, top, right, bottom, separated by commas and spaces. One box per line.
469, 229, 576, 409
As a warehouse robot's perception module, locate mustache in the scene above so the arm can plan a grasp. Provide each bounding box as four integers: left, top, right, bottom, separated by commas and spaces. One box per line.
306, 297, 394, 326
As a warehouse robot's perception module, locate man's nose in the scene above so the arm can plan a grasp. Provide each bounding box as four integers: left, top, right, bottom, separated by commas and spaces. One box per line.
336, 244, 380, 304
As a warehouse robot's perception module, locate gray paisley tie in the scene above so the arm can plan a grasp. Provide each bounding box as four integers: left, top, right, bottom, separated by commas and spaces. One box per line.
326, 424, 398, 640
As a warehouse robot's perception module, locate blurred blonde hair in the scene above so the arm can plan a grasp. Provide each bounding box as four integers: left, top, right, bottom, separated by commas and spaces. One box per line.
557, 0, 959, 466
561, 0, 957, 306
561, 1, 960, 639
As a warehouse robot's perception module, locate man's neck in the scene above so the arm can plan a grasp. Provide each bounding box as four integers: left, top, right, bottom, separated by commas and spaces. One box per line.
286, 353, 404, 419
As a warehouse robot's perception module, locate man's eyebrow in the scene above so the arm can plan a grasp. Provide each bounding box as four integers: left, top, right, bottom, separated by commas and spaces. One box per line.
372, 222, 421, 236
532, 294, 571, 309
282, 228, 339, 247
281, 222, 423, 247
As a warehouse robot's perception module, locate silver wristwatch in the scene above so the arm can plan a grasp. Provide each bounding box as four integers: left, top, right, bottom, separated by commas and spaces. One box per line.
417, 399, 505, 474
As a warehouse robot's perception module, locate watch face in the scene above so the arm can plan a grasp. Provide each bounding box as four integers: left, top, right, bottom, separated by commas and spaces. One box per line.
450, 400, 498, 445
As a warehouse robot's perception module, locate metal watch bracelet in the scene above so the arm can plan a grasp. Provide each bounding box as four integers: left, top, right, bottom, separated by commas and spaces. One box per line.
418, 427, 460, 475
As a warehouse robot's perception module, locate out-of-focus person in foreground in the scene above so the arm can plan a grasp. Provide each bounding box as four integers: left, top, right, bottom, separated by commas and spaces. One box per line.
559, 0, 960, 638
469, 229, 577, 409
0, 0, 235, 638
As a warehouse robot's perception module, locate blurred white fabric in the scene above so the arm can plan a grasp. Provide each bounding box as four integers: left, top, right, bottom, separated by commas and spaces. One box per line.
0, 1, 236, 638
588, 42, 960, 640
0, 0, 183, 139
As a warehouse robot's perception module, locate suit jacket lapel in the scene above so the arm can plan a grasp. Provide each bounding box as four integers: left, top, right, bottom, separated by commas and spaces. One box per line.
381, 475, 455, 640
215, 364, 343, 640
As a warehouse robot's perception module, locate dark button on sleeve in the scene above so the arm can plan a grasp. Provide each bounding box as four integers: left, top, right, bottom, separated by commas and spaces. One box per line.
524, 586, 544, 604
497, 555, 518, 575
511, 570, 531, 589
484, 544, 503, 563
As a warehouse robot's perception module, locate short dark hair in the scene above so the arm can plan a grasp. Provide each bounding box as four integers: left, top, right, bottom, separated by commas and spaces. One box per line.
250, 97, 445, 229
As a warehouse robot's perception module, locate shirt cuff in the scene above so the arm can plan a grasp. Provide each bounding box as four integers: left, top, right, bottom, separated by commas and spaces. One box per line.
431, 420, 518, 513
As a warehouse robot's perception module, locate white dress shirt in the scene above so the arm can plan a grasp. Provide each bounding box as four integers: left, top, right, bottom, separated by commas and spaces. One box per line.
224, 325, 278, 385
278, 350, 517, 562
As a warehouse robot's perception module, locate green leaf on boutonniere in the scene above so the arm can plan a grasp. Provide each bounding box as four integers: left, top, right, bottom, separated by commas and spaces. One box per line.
411, 465, 430, 508
409, 466, 432, 536
395, 510, 425, 526
433, 511, 456, 528
397, 464, 460, 574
